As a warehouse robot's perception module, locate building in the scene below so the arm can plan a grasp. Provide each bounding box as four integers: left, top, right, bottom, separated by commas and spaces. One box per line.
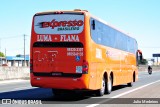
4, 55, 29, 67
0, 57, 6, 66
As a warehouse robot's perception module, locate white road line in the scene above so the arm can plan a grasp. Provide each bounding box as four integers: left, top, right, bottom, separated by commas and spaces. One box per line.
13, 86, 34, 91
0, 79, 29, 85
86, 79, 160, 107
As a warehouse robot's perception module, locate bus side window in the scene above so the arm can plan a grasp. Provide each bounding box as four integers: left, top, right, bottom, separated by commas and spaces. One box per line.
92, 20, 95, 30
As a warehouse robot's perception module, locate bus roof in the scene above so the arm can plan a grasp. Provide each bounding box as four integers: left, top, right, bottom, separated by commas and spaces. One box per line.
34, 9, 137, 43
35, 9, 88, 16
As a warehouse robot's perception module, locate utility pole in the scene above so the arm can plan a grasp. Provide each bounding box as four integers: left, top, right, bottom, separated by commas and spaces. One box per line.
5, 48, 6, 56
24, 34, 26, 66
5, 48, 7, 64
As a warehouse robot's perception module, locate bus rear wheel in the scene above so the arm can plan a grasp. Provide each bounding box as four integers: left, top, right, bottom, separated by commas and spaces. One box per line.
52, 89, 62, 96
96, 77, 106, 96
106, 75, 112, 94
128, 73, 134, 87
127, 82, 133, 87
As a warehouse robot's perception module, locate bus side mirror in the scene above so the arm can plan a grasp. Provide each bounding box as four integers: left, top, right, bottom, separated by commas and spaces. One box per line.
137, 50, 143, 66
92, 20, 95, 30
140, 54, 143, 61
138, 50, 143, 61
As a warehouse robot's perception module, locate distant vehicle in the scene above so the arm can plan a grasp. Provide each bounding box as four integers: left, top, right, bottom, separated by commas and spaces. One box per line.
148, 61, 153, 66
148, 66, 152, 75
30, 9, 143, 96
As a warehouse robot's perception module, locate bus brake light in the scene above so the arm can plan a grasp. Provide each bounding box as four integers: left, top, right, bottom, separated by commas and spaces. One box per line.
82, 60, 88, 74
54, 11, 64, 14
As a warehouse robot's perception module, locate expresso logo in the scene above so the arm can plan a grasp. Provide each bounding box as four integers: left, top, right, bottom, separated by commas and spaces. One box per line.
40, 19, 84, 29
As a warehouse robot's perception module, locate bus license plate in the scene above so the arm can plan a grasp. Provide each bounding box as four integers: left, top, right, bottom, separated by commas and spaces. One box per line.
76, 66, 82, 73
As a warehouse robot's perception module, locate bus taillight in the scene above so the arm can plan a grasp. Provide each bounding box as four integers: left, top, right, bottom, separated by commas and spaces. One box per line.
30, 59, 33, 73
82, 60, 88, 74
54, 11, 64, 14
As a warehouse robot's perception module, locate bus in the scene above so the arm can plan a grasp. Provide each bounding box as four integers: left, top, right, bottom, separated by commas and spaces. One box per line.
30, 9, 142, 96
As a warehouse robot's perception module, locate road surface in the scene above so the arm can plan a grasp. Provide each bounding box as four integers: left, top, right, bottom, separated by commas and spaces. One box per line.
0, 71, 160, 107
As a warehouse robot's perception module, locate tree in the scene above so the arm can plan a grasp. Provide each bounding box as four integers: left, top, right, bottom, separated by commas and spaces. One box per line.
138, 58, 148, 65
0, 52, 5, 57
16, 54, 22, 57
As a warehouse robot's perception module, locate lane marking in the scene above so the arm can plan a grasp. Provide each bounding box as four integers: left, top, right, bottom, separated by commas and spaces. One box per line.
13, 86, 35, 91
0, 79, 29, 85
111, 80, 160, 98
86, 79, 160, 107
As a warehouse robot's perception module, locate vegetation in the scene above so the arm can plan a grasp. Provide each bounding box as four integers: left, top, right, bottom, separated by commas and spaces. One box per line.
16, 54, 22, 57
0, 52, 5, 57
139, 58, 148, 65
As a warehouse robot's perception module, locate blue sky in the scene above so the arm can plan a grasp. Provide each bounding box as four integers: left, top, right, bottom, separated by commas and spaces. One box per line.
0, 0, 160, 59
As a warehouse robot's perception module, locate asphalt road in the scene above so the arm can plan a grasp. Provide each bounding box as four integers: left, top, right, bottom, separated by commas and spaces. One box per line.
0, 71, 160, 107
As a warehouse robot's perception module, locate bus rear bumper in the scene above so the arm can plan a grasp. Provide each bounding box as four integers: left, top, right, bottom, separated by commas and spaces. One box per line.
30, 73, 89, 90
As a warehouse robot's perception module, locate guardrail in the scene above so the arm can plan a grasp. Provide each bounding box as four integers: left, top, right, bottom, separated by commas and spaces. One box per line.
138, 65, 160, 71
0, 67, 30, 80
0, 66, 160, 81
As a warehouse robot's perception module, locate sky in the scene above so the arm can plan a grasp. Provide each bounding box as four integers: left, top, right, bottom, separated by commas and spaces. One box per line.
0, 0, 160, 59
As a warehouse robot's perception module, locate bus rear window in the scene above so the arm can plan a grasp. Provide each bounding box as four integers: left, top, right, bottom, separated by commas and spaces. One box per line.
33, 42, 84, 48
34, 14, 84, 34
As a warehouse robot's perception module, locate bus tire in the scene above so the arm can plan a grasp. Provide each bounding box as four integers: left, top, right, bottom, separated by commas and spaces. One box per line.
127, 82, 133, 87
96, 77, 106, 96
52, 89, 62, 96
106, 75, 112, 94
127, 73, 134, 87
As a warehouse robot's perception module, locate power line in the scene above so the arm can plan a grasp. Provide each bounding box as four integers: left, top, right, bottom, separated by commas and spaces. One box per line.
0, 35, 30, 39
6, 48, 24, 51
0, 34, 29, 55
